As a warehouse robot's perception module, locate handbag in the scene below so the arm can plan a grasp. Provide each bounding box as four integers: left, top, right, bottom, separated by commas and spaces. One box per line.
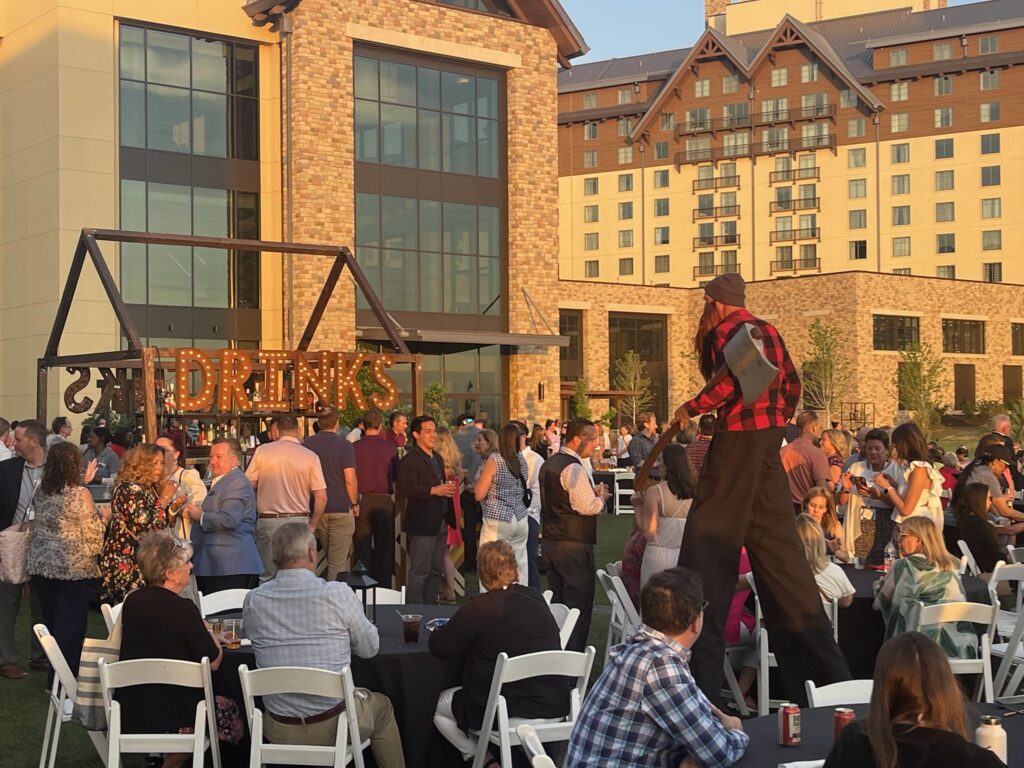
0, 521, 32, 584
73, 611, 123, 731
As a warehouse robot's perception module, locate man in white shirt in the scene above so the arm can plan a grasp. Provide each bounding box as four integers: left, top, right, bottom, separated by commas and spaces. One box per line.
45, 417, 72, 451
515, 421, 543, 590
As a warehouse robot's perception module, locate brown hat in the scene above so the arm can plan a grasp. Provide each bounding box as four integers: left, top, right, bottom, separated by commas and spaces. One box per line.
704, 273, 746, 307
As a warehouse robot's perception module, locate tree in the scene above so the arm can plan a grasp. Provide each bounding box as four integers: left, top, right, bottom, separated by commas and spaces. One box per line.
571, 378, 592, 419
890, 343, 946, 432
613, 350, 655, 425
423, 382, 451, 427
801, 319, 852, 427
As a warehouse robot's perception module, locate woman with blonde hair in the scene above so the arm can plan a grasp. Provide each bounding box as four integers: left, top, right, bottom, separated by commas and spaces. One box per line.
435, 426, 464, 603
472, 428, 498, 465
821, 428, 851, 511
795, 514, 854, 608
873, 516, 974, 658
803, 486, 849, 563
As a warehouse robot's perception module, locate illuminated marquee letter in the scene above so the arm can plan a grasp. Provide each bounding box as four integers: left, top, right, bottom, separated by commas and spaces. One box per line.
63, 367, 94, 414
217, 349, 252, 412
293, 351, 333, 411
175, 348, 215, 412
335, 353, 368, 412
369, 354, 398, 411
257, 351, 290, 411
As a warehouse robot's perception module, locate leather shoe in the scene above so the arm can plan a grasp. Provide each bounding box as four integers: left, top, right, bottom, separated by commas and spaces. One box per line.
0, 664, 29, 679
28, 659, 50, 671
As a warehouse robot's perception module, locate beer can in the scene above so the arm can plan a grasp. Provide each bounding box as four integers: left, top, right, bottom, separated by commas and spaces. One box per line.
778, 702, 801, 746
833, 707, 855, 740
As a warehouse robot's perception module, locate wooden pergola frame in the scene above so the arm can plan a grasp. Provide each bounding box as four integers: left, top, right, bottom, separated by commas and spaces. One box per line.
39, 228, 422, 438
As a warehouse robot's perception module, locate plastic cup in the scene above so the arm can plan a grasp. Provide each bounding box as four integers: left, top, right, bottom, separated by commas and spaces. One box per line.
854, 557, 864, 570
223, 619, 243, 649
402, 614, 422, 643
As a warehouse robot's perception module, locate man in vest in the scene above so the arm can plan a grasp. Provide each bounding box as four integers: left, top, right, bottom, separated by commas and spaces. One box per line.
539, 418, 609, 651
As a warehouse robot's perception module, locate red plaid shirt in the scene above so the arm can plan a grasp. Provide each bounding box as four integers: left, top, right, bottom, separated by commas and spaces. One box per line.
682, 309, 801, 432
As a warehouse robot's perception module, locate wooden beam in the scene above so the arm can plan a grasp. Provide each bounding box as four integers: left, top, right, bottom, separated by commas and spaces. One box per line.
83, 233, 143, 350
39, 350, 144, 369
36, 365, 49, 426
141, 346, 158, 442
45, 232, 88, 358
91, 228, 348, 258
340, 246, 410, 354
297, 250, 347, 352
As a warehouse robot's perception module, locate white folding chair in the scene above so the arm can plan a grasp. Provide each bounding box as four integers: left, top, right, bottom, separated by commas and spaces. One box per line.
606, 573, 640, 630
541, 590, 553, 604
909, 601, 997, 703
986, 560, 1020, 641
805, 679, 874, 707
100, 602, 123, 634
1007, 545, 1024, 565
958, 540, 981, 578
994, 606, 1024, 701
531, 757, 557, 768
959, 555, 970, 576
99, 656, 221, 768
596, 570, 626, 664
238, 665, 369, 767
514, 723, 546, 762
33, 624, 108, 768
199, 588, 251, 618
372, 587, 406, 605
547, 602, 580, 650
822, 597, 840, 643
722, 646, 750, 717
605, 561, 622, 579
470, 647, 596, 768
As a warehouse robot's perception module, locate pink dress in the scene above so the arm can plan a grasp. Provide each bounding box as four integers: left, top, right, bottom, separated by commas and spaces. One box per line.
446, 474, 463, 547
725, 548, 755, 644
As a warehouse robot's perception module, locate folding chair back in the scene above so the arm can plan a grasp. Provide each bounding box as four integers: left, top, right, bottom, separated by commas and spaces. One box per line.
238, 665, 367, 767
1006, 545, 1024, 565
372, 587, 406, 605
822, 597, 840, 643
547, 603, 580, 650
596, 570, 625, 664
100, 602, 123, 634
987, 561, 1022, 640
994, 607, 1024, 701
910, 601, 997, 703
805, 679, 873, 707
605, 561, 622, 578
958, 540, 981, 578
514, 724, 546, 762
607, 574, 640, 630
541, 590, 553, 604
199, 589, 250, 618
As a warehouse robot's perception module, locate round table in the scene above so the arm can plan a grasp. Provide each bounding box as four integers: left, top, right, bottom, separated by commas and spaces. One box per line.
836, 563, 989, 679
217, 604, 462, 768
735, 703, 1021, 766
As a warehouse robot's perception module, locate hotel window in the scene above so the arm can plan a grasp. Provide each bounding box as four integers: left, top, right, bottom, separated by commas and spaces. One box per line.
654, 254, 670, 273
618, 230, 634, 248
618, 201, 633, 220
943, 319, 985, 353
848, 148, 866, 168
934, 107, 953, 128
723, 101, 749, 128
723, 249, 739, 268
893, 236, 911, 257
762, 127, 788, 152
776, 246, 793, 268
849, 240, 867, 260
936, 233, 955, 254
891, 113, 909, 133
983, 230, 1002, 251
801, 92, 828, 118
617, 87, 634, 105
892, 205, 911, 226
848, 118, 865, 138
584, 260, 599, 277
582, 92, 597, 109
617, 118, 633, 136
981, 134, 1001, 154
933, 42, 953, 61
617, 146, 633, 165
654, 227, 670, 245
890, 82, 909, 102
889, 48, 908, 67
801, 62, 819, 83
721, 191, 737, 215
980, 35, 1000, 54
775, 216, 793, 235
981, 70, 1000, 90
694, 78, 710, 98
618, 173, 633, 192
653, 169, 669, 188
798, 244, 816, 267
583, 150, 597, 168
583, 122, 597, 140
981, 102, 1000, 123
934, 76, 952, 96
654, 198, 669, 217
583, 205, 598, 223
892, 174, 910, 195
583, 177, 598, 195
982, 166, 1001, 186
873, 314, 919, 351
697, 251, 715, 274
559, 309, 583, 379
771, 67, 788, 87
762, 97, 788, 121
840, 89, 857, 108
893, 268, 911, 276
1015, 324, 1024, 356
848, 179, 866, 199
934, 138, 953, 159
982, 198, 1001, 219
660, 112, 675, 131
983, 262, 1003, 283
937, 265, 955, 279
654, 141, 669, 160
935, 202, 955, 222
934, 170, 954, 191
584, 232, 599, 250
685, 107, 710, 130
849, 210, 867, 229
723, 131, 750, 156
722, 74, 739, 94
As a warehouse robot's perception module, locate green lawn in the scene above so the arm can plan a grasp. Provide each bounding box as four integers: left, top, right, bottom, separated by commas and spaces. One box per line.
2, 514, 639, 767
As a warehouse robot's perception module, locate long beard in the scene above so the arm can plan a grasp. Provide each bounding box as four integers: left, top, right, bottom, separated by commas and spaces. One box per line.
694, 302, 725, 382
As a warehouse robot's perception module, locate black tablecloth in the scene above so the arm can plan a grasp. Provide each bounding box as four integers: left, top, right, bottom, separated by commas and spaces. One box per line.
736, 703, 1019, 766
216, 604, 463, 768
836, 563, 990, 679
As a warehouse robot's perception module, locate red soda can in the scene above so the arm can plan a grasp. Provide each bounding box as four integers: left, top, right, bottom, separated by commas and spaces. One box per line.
833, 707, 855, 740
778, 702, 801, 746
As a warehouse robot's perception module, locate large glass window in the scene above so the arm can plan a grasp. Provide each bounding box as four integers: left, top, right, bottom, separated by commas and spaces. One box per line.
873, 315, 919, 351
943, 320, 985, 354
609, 314, 668, 421
559, 310, 583, 381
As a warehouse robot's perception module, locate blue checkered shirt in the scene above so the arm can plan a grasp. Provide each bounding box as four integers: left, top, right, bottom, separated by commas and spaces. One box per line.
566, 627, 749, 768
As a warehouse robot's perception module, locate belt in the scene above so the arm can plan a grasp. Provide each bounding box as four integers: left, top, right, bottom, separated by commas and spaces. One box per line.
267, 701, 345, 726
258, 513, 309, 519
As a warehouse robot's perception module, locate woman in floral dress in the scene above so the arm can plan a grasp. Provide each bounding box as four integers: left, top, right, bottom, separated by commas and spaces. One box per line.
100, 443, 183, 602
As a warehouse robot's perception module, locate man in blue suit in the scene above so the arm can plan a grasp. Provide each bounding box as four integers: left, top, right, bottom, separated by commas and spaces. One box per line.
185, 437, 263, 593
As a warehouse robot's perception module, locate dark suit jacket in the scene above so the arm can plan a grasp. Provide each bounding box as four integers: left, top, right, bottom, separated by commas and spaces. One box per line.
396, 445, 453, 535
190, 467, 263, 576
0, 457, 26, 530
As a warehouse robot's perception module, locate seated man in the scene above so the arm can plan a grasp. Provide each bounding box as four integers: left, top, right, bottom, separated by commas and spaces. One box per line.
565, 567, 748, 768
243, 522, 405, 768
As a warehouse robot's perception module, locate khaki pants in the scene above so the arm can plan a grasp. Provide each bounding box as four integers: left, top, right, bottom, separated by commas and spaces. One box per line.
317, 512, 355, 582
263, 689, 405, 768
256, 516, 308, 582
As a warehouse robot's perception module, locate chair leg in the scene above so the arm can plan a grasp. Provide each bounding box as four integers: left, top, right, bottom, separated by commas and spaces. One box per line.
47, 712, 62, 768
722, 656, 749, 717
39, 704, 56, 768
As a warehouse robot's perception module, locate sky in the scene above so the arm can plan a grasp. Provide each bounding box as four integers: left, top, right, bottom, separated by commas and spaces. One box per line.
561, 0, 978, 63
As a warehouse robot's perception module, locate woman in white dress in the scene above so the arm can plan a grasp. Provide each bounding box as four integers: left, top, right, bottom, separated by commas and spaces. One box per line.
639, 443, 695, 587
874, 421, 944, 531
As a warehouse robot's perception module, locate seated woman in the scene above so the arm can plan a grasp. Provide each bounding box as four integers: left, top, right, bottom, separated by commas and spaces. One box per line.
825, 632, 1005, 768
796, 514, 855, 608
118, 530, 240, 767
803, 486, 850, 564
873, 517, 976, 659
430, 540, 568, 767
958, 482, 1024, 577
638, 443, 694, 588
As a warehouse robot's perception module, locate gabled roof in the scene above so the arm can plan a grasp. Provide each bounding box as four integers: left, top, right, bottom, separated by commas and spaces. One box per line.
503, 0, 588, 64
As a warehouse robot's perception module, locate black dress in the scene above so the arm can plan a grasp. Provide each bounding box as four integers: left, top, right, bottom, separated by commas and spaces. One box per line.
825, 721, 1006, 768
960, 515, 1005, 574
428, 584, 570, 731
117, 586, 218, 734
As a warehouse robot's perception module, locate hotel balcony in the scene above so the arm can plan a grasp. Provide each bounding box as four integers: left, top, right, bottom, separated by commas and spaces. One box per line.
692, 234, 741, 248
693, 263, 741, 279
693, 205, 740, 222
770, 258, 822, 275
769, 227, 820, 243
769, 197, 820, 213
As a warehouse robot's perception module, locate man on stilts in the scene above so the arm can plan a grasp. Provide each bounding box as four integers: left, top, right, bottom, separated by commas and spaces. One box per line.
674, 273, 850, 707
